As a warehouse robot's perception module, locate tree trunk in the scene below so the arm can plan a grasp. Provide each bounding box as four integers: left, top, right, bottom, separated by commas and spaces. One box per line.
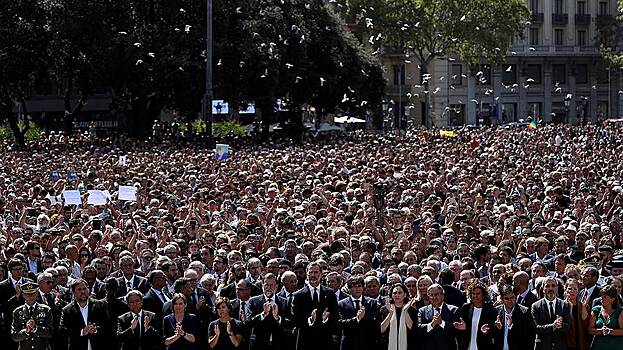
421, 62, 432, 128
6, 107, 26, 148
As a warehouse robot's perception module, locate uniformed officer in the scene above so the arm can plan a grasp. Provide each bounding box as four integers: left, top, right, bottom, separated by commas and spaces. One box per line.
11, 281, 53, 350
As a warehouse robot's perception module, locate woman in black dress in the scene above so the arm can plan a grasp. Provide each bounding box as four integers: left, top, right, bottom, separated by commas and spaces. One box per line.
163, 293, 199, 350
208, 297, 242, 350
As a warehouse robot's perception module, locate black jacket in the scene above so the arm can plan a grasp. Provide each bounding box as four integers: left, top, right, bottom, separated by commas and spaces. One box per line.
59, 299, 110, 350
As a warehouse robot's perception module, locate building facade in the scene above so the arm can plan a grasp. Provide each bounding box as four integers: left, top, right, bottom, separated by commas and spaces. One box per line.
426, 0, 621, 126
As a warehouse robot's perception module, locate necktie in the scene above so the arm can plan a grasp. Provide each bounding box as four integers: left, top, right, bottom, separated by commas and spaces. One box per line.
240, 301, 246, 320
354, 299, 360, 310
517, 295, 524, 305
135, 314, 141, 336
313, 288, 319, 304
158, 291, 166, 303
29, 306, 35, 316
549, 301, 555, 320
127, 281, 132, 290
288, 294, 293, 306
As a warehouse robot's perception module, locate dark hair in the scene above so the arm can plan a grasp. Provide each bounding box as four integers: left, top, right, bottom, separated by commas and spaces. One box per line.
347, 275, 364, 288
70, 278, 89, 292
214, 296, 232, 310
467, 281, 490, 303
498, 284, 515, 298
390, 283, 410, 303
600, 285, 620, 308
173, 277, 190, 293
439, 268, 454, 285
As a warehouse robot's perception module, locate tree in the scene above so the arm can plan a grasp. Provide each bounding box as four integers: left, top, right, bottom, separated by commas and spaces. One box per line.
347, 0, 529, 127
597, 1, 623, 68
0, 0, 48, 147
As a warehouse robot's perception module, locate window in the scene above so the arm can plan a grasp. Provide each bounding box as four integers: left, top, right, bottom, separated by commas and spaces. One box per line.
554, 0, 563, 14
530, 0, 539, 13
392, 64, 406, 85
502, 64, 517, 85
599, 2, 609, 15
555, 29, 564, 46
502, 103, 517, 122
530, 28, 540, 46
451, 64, 462, 86
527, 64, 542, 84
552, 64, 566, 84
528, 102, 542, 119
577, 30, 586, 46
476, 65, 491, 85
577, 1, 586, 15
575, 64, 588, 84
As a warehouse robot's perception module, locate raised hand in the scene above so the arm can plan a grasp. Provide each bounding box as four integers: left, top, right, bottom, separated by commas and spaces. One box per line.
213, 323, 220, 336
309, 308, 317, 323
271, 302, 279, 319
322, 308, 330, 322
131, 316, 139, 331
506, 314, 513, 328
226, 321, 232, 335
453, 318, 466, 331
263, 302, 272, 318
480, 324, 490, 334
495, 315, 503, 330
357, 305, 366, 321
143, 315, 150, 330
432, 311, 442, 327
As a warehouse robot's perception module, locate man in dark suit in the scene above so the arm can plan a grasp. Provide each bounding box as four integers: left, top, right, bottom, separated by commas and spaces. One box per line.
512, 272, 538, 309
492, 285, 535, 350
83, 266, 107, 300
25, 241, 43, 277
115, 256, 149, 298
579, 267, 601, 307
291, 261, 338, 350
531, 277, 570, 350
247, 273, 291, 350
417, 283, 462, 350
277, 271, 298, 310
1, 259, 26, 350
440, 268, 467, 308
116, 290, 159, 350
142, 270, 169, 330
336, 275, 381, 350
59, 278, 110, 350
162, 277, 197, 316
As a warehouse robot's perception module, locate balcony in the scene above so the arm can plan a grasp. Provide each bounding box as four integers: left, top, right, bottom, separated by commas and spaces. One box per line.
552, 13, 569, 26
596, 14, 614, 26
531, 12, 544, 23
575, 14, 591, 25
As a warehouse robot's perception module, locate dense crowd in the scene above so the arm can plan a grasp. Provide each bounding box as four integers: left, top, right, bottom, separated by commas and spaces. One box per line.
1, 123, 623, 350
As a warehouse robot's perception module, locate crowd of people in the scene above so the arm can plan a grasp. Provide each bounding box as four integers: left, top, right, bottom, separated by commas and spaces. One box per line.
0, 123, 623, 350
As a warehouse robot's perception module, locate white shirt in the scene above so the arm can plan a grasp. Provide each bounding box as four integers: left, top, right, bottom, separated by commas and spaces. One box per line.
585, 285, 596, 299
11, 277, 22, 289
469, 307, 482, 350
79, 302, 92, 350
124, 275, 136, 290
427, 304, 447, 332
503, 307, 514, 350
133, 311, 143, 334
28, 258, 39, 274
308, 283, 320, 300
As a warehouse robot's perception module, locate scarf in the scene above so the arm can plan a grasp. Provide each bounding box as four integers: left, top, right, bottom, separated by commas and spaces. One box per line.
388, 307, 408, 350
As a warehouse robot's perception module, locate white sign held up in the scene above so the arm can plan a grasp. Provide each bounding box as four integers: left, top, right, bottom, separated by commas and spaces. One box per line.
63, 190, 82, 206
118, 186, 137, 201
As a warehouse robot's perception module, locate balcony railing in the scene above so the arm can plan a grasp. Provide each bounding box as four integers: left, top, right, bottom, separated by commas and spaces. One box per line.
552, 13, 569, 26
531, 12, 544, 23
575, 14, 591, 25
596, 14, 614, 26
386, 85, 412, 95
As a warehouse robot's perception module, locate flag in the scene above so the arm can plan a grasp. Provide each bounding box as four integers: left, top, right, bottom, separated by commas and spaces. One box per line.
439, 130, 456, 138
528, 121, 537, 129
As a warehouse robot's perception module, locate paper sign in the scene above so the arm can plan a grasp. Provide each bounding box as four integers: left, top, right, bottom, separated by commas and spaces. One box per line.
102, 190, 112, 199
87, 190, 108, 205
118, 186, 137, 201
67, 171, 79, 181
63, 190, 82, 206
118, 155, 127, 166
49, 171, 61, 182
46, 193, 61, 205
215, 144, 229, 161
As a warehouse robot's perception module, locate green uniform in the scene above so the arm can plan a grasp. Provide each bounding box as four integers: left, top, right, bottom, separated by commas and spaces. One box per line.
11, 302, 53, 350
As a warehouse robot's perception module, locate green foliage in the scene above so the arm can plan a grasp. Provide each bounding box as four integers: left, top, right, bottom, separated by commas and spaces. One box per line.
0, 124, 13, 140
598, 5, 623, 67
24, 122, 42, 141
212, 120, 247, 138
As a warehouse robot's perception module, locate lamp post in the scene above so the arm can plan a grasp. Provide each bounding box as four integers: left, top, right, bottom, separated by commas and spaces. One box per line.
203, 0, 214, 147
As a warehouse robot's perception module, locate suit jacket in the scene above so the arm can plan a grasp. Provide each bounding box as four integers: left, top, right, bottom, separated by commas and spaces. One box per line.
492, 304, 535, 350
115, 275, 150, 298
143, 289, 166, 326
444, 285, 467, 308
220, 280, 262, 299
247, 294, 292, 350
579, 286, 601, 308
116, 310, 159, 350
417, 303, 461, 350
291, 284, 338, 350
336, 296, 381, 350
60, 298, 110, 350
459, 303, 497, 350
276, 289, 295, 310
517, 291, 539, 310
531, 298, 570, 350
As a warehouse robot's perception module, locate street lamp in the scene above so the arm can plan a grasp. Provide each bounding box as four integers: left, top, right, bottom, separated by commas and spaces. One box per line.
203, 0, 214, 147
